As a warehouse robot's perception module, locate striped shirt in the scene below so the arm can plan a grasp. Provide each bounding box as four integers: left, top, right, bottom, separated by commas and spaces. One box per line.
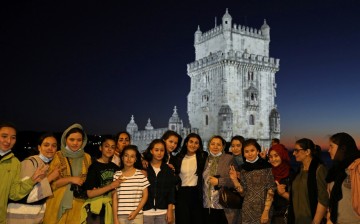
113, 169, 150, 215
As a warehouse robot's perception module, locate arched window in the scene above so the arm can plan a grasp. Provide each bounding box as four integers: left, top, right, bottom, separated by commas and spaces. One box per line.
249, 115, 255, 125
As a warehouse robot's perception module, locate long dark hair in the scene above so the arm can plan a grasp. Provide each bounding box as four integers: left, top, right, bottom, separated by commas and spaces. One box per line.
161, 130, 182, 153
119, 145, 143, 170
295, 138, 322, 163
178, 133, 204, 156
143, 139, 167, 163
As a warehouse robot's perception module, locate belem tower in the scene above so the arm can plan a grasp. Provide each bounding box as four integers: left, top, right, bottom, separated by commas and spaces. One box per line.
128, 9, 280, 151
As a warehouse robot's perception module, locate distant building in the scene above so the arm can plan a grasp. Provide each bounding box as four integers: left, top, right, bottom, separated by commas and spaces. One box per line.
187, 9, 280, 147
130, 9, 281, 150
127, 106, 196, 152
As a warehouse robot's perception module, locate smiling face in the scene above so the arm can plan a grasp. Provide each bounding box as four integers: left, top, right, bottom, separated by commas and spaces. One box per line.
164, 135, 178, 153
0, 127, 16, 152
38, 136, 57, 159
186, 137, 200, 156
100, 139, 116, 159
65, 132, 83, 152
151, 142, 165, 162
292, 144, 309, 162
209, 137, 224, 155
328, 140, 338, 160
243, 144, 259, 162
231, 139, 242, 156
268, 150, 282, 167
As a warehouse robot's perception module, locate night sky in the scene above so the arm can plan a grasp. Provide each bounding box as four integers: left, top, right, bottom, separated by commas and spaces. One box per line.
2, 1, 360, 149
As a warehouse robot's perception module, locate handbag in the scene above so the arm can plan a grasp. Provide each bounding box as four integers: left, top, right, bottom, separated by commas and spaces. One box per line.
219, 187, 243, 209
65, 157, 88, 200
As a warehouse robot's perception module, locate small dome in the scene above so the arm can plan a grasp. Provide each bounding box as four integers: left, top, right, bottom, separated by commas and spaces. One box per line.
218, 105, 232, 115
169, 106, 181, 123
145, 118, 154, 130
126, 115, 138, 130
222, 8, 232, 21
195, 25, 202, 34
261, 19, 270, 30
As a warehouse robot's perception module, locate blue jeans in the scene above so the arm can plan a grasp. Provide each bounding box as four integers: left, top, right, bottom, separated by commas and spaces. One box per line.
144, 214, 167, 224
117, 214, 143, 224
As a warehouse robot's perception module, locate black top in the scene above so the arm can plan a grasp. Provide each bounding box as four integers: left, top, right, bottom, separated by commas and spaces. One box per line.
83, 160, 120, 191
143, 162, 177, 211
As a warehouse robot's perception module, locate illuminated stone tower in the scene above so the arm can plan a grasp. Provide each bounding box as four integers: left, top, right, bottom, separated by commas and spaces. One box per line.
187, 9, 280, 147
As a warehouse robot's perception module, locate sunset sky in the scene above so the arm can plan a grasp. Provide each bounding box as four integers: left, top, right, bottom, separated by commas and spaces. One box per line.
2, 1, 360, 149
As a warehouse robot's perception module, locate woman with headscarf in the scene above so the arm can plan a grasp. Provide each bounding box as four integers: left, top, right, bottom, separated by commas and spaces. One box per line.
202, 135, 234, 224
268, 144, 291, 224
43, 123, 92, 224
326, 132, 360, 224
229, 138, 276, 224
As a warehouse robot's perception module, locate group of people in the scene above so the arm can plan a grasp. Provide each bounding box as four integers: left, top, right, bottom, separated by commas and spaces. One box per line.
0, 121, 359, 224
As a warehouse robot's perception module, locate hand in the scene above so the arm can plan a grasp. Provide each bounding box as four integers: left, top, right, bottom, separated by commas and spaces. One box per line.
261, 211, 269, 224
71, 176, 84, 186
142, 159, 149, 169
167, 163, 175, 172
128, 210, 138, 220
31, 164, 48, 182
209, 176, 219, 186
110, 178, 124, 189
47, 165, 62, 182
275, 180, 286, 196
166, 209, 174, 223
229, 165, 239, 181
259, 151, 267, 159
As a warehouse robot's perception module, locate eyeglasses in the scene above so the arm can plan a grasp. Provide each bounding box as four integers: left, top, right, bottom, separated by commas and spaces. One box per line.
293, 148, 305, 153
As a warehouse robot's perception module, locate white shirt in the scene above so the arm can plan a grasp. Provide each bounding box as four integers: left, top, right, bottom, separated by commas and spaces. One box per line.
179, 154, 198, 186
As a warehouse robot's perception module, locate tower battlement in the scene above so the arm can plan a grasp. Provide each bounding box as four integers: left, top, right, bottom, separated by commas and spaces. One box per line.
196, 24, 265, 44
187, 50, 280, 73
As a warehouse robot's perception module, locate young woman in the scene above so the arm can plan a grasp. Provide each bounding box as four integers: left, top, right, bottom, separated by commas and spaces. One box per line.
326, 132, 360, 223
112, 131, 131, 167
174, 133, 208, 224
43, 123, 92, 224
81, 136, 122, 224
268, 144, 291, 224
7, 133, 60, 223
229, 138, 276, 224
288, 138, 328, 224
142, 130, 181, 172
113, 145, 149, 224
161, 130, 182, 171
0, 123, 47, 224
143, 139, 176, 224
226, 135, 245, 224
202, 135, 234, 224
230, 135, 245, 169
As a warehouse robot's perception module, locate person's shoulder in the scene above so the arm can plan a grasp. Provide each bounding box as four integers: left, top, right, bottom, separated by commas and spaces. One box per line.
222, 153, 233, 160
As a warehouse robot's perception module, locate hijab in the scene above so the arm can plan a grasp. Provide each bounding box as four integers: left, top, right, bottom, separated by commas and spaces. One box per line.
269, 144, 290, 182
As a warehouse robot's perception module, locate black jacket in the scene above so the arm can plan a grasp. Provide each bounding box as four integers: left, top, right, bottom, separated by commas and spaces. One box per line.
174, 150, 208, 201
143, 162, 176, 211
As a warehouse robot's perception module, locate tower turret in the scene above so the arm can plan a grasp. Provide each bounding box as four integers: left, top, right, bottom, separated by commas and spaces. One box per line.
261, 19, 270, 39
194, 25, 202, 44
222, 8, 232, 30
